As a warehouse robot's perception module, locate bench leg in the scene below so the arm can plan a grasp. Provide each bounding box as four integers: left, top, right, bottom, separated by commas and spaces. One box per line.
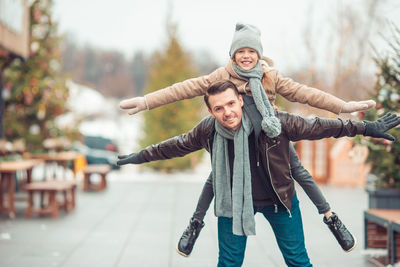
62, 190, 68, 212
0, 176, 4, 211
40, 190, 46, 208
25, 191, 34, 218
7, 173, 15, 218
100, 174, 107, 190
49, 192, 59, 218
394, 231, 400, 264
391, 226, 395, 265
70, 186, 76, 209
388, 225, 392, 265
83, 173, 90, 191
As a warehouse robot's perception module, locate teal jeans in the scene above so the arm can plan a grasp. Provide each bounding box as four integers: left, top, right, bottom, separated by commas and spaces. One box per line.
217, 193, 312, 267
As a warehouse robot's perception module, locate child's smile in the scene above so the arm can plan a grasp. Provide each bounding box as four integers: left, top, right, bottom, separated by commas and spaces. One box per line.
234, 48, 259, 70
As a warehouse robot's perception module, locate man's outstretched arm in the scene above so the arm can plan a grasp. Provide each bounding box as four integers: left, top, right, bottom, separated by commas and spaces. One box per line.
283, 112, 400, 142
117, 151, 148, 166
363, 113, 399, 141
117, 116, 214, 166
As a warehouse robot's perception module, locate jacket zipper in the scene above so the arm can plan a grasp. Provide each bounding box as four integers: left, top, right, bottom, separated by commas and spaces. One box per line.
208, 136, 218, 214
265, 141, 292, 218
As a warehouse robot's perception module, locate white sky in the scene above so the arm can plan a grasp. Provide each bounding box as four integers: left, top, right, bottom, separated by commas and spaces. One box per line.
53, 0, 400, 72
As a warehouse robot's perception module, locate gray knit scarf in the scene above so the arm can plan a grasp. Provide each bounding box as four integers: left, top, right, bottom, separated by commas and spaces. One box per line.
232, 62, 281, 138
212, 111, 255, 236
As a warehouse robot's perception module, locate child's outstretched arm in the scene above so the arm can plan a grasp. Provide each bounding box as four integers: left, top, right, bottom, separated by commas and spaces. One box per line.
340, 100, 376, 113
119, 68, 226, 115
120, 96, 147, 115
270, 69, 376, 114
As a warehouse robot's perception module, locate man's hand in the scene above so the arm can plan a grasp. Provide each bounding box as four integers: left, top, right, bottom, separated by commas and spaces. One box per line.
119, 96, 147, 115
117, 152, 147, 166
364, 113, 400, 141
341, 100, 376, 113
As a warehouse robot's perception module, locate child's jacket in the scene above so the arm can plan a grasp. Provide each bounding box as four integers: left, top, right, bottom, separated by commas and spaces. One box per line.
144, 57, 346, 114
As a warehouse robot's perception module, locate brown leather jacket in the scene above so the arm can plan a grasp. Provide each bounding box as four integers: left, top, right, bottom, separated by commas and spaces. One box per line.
140, 112, 365, 212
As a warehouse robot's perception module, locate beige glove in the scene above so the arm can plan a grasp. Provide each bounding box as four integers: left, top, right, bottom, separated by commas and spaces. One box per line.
340, 100, 376, 113
119, 96, 147, 115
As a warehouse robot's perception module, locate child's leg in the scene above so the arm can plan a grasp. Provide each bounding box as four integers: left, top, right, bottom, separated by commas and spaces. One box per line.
288, 143, 331, 215
289, 143, 356, 252
177, 172, 214, 257
193, 172, 214, 221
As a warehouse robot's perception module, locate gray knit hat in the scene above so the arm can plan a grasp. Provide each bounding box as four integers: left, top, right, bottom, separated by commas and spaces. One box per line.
229, 23, 263, 59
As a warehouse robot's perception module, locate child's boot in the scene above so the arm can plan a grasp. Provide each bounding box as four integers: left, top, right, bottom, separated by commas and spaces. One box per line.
176, 217, 205, 257
323, 212, 357, 252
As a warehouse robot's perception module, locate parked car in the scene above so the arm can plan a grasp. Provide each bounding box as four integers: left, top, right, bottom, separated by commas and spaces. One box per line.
74, 135, 120, 169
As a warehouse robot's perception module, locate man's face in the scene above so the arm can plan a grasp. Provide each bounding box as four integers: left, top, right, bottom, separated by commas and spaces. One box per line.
208, 88, 244, 131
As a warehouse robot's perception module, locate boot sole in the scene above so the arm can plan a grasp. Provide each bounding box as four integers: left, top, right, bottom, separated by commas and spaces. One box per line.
344, 236, 357, 253
176, 246, 190, 257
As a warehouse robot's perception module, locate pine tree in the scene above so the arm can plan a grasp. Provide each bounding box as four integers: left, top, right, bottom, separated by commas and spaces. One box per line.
140, 26, 204, 172
357, 24, 400, 189
2, 0, 71, 152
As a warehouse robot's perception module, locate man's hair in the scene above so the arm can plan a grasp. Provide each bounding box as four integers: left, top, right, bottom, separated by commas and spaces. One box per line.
204, 80, 240, 109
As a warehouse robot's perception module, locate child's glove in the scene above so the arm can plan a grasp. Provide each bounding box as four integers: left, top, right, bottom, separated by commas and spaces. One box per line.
117, 152, 147, 166
341, 100, 376, 113
363, 113, 400, 141
119, 96, 147, 115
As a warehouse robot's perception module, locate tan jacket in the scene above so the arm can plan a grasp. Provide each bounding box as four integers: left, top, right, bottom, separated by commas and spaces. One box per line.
144, 57, 346, 114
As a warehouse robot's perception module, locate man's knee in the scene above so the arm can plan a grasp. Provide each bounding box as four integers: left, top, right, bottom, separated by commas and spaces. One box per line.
269, 196, 312, 266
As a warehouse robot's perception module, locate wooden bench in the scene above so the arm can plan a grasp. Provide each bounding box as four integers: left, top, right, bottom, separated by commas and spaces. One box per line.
364, 209, 400, 265
391, 221, 400, 264
24, 179, 76, 218
82, 164, 111, 192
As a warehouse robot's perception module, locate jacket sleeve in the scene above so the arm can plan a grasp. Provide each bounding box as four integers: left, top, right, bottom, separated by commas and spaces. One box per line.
272, 70, 346, 114
144, 68, 226, 110
278, 112, 366, 142
140, 116, 213, 162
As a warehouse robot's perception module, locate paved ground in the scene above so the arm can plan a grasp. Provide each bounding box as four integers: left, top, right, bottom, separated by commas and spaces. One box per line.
0, 164, 383, 267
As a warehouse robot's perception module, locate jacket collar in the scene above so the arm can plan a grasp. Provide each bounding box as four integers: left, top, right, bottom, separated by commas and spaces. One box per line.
225, 60, 239, 79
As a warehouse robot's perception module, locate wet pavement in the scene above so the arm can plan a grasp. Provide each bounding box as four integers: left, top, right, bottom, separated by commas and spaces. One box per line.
0, 164, 381, 267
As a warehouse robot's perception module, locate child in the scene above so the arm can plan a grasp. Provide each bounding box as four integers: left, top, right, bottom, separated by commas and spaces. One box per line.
120, 23, 376, 256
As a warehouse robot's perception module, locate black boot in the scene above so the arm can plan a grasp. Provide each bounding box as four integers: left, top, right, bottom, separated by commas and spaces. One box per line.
176, 217, 205, 257
323, 212, 357, 252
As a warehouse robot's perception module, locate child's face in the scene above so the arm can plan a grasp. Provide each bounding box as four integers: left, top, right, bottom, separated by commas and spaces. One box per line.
233, 48, 259, 71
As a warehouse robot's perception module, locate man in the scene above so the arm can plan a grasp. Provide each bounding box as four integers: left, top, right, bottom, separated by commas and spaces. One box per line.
117, 80, 399, 266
